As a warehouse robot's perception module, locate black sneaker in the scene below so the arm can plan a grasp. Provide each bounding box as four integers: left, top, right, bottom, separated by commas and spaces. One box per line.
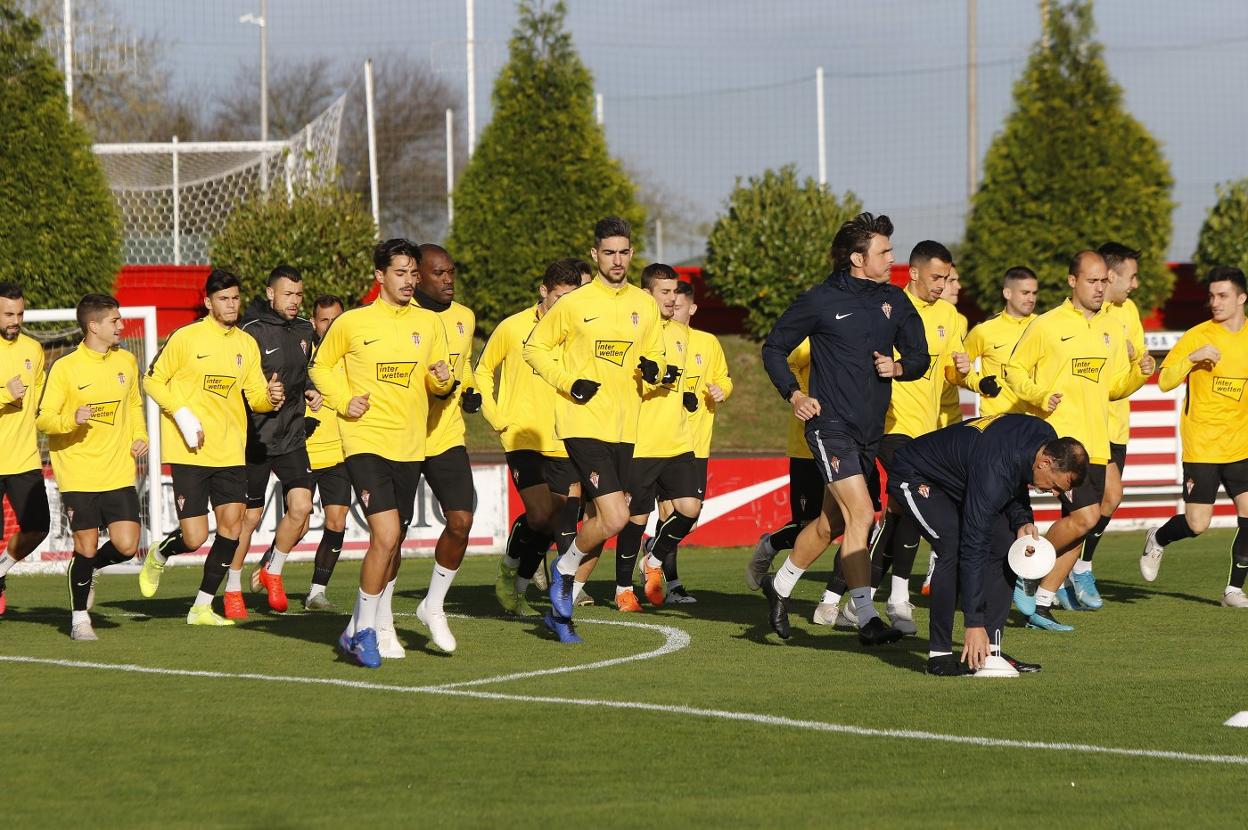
858, 615, 904, 646
926, 654, 973, 676
1001, 652, 1042, 673
759, 574, 790, 640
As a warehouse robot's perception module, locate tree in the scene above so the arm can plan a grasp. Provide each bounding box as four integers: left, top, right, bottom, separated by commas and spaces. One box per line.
960, 0, 1173, 315
447, 0, 645, 332
1193, 180, 1248, 278
703, 166, 861, 338
208, 182, 377, 307
0, 1, 120, 306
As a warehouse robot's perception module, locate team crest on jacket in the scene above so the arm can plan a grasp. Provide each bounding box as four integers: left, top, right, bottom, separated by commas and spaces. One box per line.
457, 321, 465, 335
24, 359, 32, 370
676, 341, 684, 352
1103, 332, 1111, 346
411, 332, 421, 345
300, 339, 309, 355
235, 353, 243, 366
937, 326, 945, 339
918, 484, 931, 499
881, 302, 892, 319
118, 372, 126, 385
631, 312, 640, 327
695, 353, 703, 365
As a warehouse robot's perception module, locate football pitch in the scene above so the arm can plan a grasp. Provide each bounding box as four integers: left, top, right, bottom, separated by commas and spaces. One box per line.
3, 530, 1245, 828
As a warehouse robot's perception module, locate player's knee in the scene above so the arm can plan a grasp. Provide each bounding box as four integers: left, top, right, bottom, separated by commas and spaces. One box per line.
674, 497, 702, 519
1187, 512, 1212, 535
183, 528, 209, 550
286, 498, 312, 525
600, 505, 630, 537
444, 511, 473, 541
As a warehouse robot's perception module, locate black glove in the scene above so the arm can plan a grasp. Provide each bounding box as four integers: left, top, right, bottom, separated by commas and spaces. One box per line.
683, 392, 699, 413
978, 375, 1002, 398
662, 364, 682, 385
638, 357, 660, 384
304, 416, 320, 438
461, 387, 482, 413
570, 379, 601, 403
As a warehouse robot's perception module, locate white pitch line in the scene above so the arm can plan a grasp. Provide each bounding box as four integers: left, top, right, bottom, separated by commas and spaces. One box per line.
2, 651, 1246, 767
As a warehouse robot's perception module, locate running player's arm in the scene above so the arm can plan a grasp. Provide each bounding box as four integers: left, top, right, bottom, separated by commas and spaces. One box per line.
709, 336, 733, 401
523, 302, 577, 394
946, 327, 983, 391
308, 322, 354, 415
1108, 336, 1149, 401
1157, 329, 1200, 392
762, 293, 820, 399
34, 360, 77, 435
425, 316, 455, 396
127, 353, 149, 443
239, 339, 277, 414
143, 331, 190, 414
891, 300, 930, 381
640, 310, 667, 391
1003, 320, 1050, 407
473, 320, 508, 432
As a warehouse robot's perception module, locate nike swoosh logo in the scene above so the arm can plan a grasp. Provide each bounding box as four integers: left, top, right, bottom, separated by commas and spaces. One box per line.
196, 353, 210, 359
560, 531, 576, 537
265, 347, 279, 355
363, 338, 380, 345
77, 384, 91, 390
1060, 336, 1075, 342
992, 344, 1006, 350
583, 317, 599, 323
903, 543, 919, 549
75, 580, 91, 587
835, 313, 853, 320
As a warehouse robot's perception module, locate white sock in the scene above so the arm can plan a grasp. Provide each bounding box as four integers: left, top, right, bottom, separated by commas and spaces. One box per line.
1072, 559, 1092, 575
646, 554, 663, 570
1035, 587, 1056, 608
502, 553, 521, 569
0, 551, 16, 577
515, 576, 531, 594
309, 582, 327, 598
194, 590, 215, 607
849, 587, 879, 625
151, 547, 168, 565
615, 584, 633, 597
928, 650, 953, 658
821, 589, 842, 605
425, 565, 457, 613
356, 588, 381, 632
72, 609, 90, 625
378, 578, 397, 630
268, 548, 289, 576
772, 556, 805, 597
572, 581, 586, 601
225, 568, 242, 592
889, 575, 910, 605
557, 541, 586, 577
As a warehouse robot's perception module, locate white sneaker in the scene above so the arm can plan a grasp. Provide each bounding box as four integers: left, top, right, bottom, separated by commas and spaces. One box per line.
1140, 528, 1164, 582
70, 620, 98, 641
886, 600, 918, 635
745, 533, 775, 591
838, 601, 861, 629
532, 555, 549, 592
417, 600, 457, 653
377, 625, 407, 659
811, 602, 841, 626
1221, 588, 1248, 608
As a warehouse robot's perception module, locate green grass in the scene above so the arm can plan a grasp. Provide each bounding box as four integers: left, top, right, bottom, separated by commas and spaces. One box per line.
3, 530, 1246, 828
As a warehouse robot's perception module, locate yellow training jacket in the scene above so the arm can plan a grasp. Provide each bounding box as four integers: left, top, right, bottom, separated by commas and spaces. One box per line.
475, 304, 566, 458
937, 312, 969, 428
683, 328, 734, 459
146, 317, 274, 467
420, 299, 476, 457
523, 278, 664, 444
1004, 299, 1147, 463
0, 332, 44, 475
786, 338, 813, 460
37, 343, 146, 492
305, 354, 345, 470
636, 319, 693, 458
964, 310, 1036, 417
884, 290, 968, 439
307, 299, 453, 463
1104, 298, 1147, 446
1158, 319, 1248, 464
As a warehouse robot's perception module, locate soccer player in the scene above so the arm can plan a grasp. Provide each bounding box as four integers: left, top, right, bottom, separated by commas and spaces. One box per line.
616, 263, 700, 611
1065, 242, 1153, 609
408, 242, 477, 654
0, 283, 49, 615
887, 414, 1088, 675
937, 264, 970, 428
222, 265, 316, 619
1141, 266, 1248, 606
1004, 251, 1150, 631
524, 216, 665, 643
759, 212, 929, 645
478, 258, 588, 616
308, 239, 452, 668
36, 294, 148, 640
140, 269, 285, 625
963, 266, 1039, 417
301, 294, 353, 610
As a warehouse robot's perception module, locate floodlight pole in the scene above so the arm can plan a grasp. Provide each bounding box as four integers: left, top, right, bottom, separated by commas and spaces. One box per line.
466, 0, 476, 157
446, 108, 455, 227
595, 93, 604, 126
365, 59, 381, 238
240, 4, 269, 190
63, 0, 73, 117
967, 0, 978, 205
816, 66, 826, 187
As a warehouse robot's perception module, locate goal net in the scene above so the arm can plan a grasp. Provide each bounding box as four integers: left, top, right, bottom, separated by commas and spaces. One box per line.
93, 93, 347, 266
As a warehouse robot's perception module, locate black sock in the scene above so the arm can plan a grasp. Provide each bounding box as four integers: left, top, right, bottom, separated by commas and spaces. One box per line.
198, 534, 238, 596
311, 528, 345, 587
553, 497, 581, 557
1080, 515, 1112, 562
653, 510, 697, 581
1156, 514, 1198, 547
68, 552, 94, 612
1230, 517, 1248, 590
615, 521, 645, 588
767, 522, 801, 554
93, 540, 134, 569
869, 512, 901, 589
889, 514, 923, 580
509, 514, 550, 580
518, 535, 551, 581
157, 529, 194, 558
258, 542, 276, 572
825, 547, 847, 594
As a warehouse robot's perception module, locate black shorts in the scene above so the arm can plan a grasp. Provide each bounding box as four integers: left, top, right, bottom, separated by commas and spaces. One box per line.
1182, 459, 1248, 504
423, 446, 475, 513
789, 457, 824, 524
631, 452, 701, 515
61, 487, 141, 531
170, 464, 247, 520
877, 433, 911, 471
1061, 462, 1107, 515
345, 453, 422, 523
506, 450, 547, 492
308, 463, 352, 508
564, 438, 633, 500
0, 469, 50, 534
806, 427, 878, 485
246, 447, 313, 509
543, 456, 580, 496
691, 456, 709, 499
1109, 442, 1128, 472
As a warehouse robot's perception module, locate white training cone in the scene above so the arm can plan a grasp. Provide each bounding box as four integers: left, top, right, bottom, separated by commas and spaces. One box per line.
1008, 535, 1056, 580
974, 654, 1020, 678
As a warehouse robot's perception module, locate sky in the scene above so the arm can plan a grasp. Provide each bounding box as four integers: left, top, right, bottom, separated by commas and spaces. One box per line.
86, 0, 1248, 263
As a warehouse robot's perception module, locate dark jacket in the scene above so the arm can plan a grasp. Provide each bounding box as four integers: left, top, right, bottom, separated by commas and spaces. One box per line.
889, 413, 1055, 626
240, 298, 314, 457
761, 270, 929, 447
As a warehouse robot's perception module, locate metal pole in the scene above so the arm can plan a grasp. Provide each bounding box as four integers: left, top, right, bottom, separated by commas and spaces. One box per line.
139, 306, 162, 540
171, 136, 181, 266
446, 108, 455, 228
816, 66, 826, 187
656, 219, 664, 263
967, 0, 977, 204
364, 60, 381, 238
595, 93, 604, 126
466, 0, 476, 157
1041, 0, 1050, 50
260, 0, 269, 142
63, 0, 73, 117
